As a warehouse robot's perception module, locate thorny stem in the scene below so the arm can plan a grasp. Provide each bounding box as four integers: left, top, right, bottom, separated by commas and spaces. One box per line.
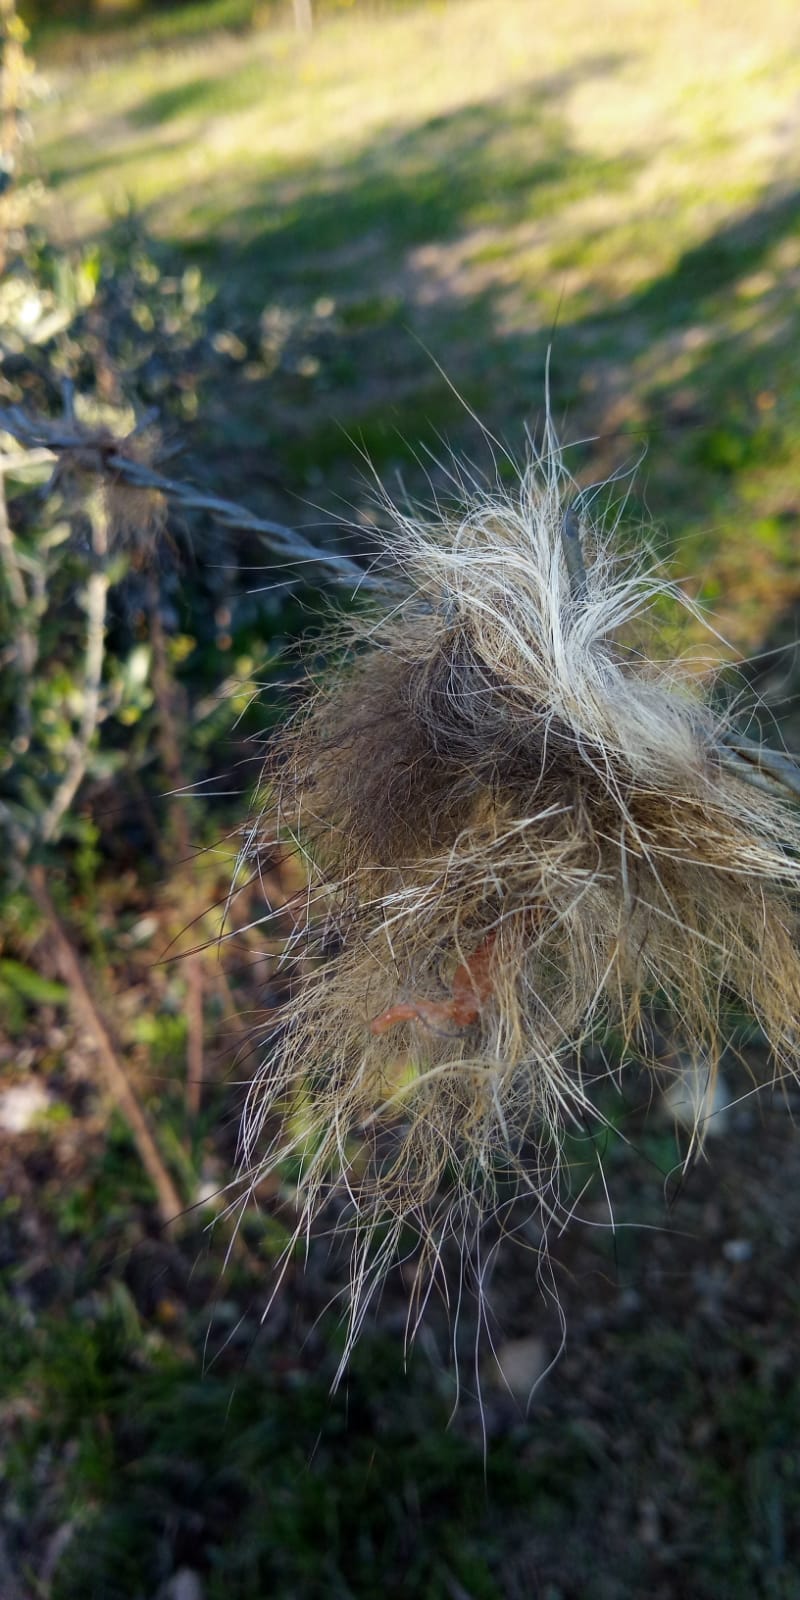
0, 406, 374, 589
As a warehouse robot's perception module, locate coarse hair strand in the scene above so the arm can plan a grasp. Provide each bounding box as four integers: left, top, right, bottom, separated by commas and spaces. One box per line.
237, 422, 800, 1375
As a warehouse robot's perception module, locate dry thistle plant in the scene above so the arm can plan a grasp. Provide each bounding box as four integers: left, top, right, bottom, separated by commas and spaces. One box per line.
239, 426, 800, 1372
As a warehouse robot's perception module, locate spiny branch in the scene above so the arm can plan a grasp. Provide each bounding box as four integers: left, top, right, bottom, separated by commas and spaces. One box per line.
0, 404, 375, 590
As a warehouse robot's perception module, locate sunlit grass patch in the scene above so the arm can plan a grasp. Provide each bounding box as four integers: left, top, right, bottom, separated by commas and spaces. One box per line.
29, 0, 800, 643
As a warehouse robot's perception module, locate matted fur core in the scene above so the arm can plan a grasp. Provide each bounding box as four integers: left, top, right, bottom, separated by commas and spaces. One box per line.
241, 449, 800, 1354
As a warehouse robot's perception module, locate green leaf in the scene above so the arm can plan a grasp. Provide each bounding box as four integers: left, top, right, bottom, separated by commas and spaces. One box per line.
0, 959, 69, 1006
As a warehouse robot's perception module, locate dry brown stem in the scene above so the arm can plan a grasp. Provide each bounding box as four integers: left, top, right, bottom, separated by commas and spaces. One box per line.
28, 865, 184, 1229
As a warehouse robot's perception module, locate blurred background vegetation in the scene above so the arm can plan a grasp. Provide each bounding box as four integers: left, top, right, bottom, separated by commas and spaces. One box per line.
1, 0, 800, 1595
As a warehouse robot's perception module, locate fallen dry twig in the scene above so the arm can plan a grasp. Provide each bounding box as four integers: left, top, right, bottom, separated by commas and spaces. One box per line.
28, 865, 184, 1229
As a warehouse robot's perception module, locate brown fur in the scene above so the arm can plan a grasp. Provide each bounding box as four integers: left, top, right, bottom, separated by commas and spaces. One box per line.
239, 452, 800, 1362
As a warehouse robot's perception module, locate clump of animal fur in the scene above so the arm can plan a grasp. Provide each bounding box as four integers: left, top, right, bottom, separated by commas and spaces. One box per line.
240, 437, 800, 1362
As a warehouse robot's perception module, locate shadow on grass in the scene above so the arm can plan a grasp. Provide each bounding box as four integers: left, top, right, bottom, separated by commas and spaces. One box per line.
192, 103, 800, 561
31, 0, 261, 62
34, 33, 800, 635
128, 52, 288, 128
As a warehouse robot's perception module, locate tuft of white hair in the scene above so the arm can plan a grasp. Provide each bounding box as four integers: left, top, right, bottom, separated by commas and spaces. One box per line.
237, 429, 800, 1373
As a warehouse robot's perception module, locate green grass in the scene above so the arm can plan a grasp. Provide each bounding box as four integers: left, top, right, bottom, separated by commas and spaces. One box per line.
31, 0, 800, 653
7, 1228, 800, 1599
27, 0, 264, 59
1, 1274, 538, 1600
